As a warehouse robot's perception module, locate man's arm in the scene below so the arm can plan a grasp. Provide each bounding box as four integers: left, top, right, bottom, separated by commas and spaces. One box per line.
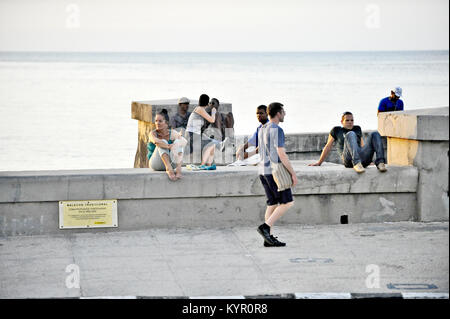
245, 146, 258, 158
235, 142, 249, 160
277, 147, 298, 187
308, 134, 335, 166
236, 141, 260, 160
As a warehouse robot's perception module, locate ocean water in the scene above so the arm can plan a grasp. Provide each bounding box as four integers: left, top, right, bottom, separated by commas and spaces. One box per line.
0, 51, 448, 171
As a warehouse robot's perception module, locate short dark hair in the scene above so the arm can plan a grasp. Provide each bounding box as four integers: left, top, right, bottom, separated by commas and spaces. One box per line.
257, 105, 267, 112
210, 98, 219, 109
268, 102, 284, 118
341, 111, 353, 121
199, 94, 210, 107
157, 108, 170, 124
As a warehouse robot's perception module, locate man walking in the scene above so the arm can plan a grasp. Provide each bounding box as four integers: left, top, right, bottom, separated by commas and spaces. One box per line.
257, 102, 297, 247
378, 87, 404, 114
309, 112, 387, 173
235, 105, 269, 160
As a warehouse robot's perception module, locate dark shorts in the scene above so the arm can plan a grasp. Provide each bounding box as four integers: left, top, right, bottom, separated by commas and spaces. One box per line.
259, 174, 293, 206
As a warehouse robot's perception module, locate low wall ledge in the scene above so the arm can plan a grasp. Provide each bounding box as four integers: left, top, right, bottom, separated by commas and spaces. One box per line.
0, 161, 418, 203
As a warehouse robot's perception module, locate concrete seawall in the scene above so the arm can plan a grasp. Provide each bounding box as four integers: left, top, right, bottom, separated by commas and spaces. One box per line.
0, 107, 447, 238
378, 107, 449, 221
0, 161, 418, 237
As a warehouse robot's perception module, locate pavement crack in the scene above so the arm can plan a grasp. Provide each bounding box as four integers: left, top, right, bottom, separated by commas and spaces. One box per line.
152, 230, 187, 296
229, 228, 277, 291
332, 228, 357, 258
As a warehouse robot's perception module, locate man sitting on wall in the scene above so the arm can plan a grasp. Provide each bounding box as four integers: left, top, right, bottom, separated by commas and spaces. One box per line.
309, 111, 387, 173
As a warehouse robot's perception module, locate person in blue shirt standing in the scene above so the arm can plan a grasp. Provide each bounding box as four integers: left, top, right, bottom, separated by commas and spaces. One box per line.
378, 87, 404, 114
235, 105, 269, 160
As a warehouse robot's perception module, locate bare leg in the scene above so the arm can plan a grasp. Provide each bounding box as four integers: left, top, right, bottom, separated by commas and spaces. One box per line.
161, 153, 176, 181
202, 145, 215, 166
175, 152, 183, 179
265, 205, 278, 234
266, 202, 294, 227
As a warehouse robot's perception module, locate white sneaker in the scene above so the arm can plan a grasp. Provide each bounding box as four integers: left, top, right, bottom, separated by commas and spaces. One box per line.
353, 162, 365, 173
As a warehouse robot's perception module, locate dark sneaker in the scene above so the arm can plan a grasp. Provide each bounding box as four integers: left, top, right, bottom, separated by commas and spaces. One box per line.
264, 236, 286, 247
257, 224, 274, 245
377, 162, 387, 172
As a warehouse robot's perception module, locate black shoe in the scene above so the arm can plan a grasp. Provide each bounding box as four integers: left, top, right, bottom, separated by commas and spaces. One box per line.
264, 236, 286, 247
257, 223, 274, 245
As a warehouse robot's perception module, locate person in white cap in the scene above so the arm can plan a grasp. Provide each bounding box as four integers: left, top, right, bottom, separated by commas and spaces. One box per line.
377, 87, 404, 114
169, 97, 191, 133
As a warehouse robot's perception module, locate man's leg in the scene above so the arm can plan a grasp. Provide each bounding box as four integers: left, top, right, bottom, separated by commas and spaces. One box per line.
258, 175, 294, 247
263, 200, 293, 247
359, 133, 376, 167
343, 131, 365, 172
359, 132, 387, 171
266, 202, 294, 227
369, 132, 385, 166
264, 205, 278, 234
343, 131, 362, 165
257, 175, 277, 245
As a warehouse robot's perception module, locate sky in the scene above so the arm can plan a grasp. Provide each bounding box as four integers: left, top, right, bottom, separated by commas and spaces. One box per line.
0, 0, 448, 52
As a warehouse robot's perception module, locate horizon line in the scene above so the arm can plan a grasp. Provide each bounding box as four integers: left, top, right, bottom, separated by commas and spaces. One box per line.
0, 49, 448, 54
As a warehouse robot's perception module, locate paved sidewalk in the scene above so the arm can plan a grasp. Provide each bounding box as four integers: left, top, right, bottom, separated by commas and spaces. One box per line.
0, 222, 448, 298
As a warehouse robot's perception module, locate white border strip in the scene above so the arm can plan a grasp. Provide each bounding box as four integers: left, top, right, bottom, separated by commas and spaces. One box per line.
401, 293, 449, 299
295, 293, 352, 299
73, 292, 449, 299
80, 296, 137, 299
190, 296, 246, 299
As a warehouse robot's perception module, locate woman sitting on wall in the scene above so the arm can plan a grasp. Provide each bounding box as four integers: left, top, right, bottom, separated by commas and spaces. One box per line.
148, 109, 187, 181
185, 94, 223, 169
